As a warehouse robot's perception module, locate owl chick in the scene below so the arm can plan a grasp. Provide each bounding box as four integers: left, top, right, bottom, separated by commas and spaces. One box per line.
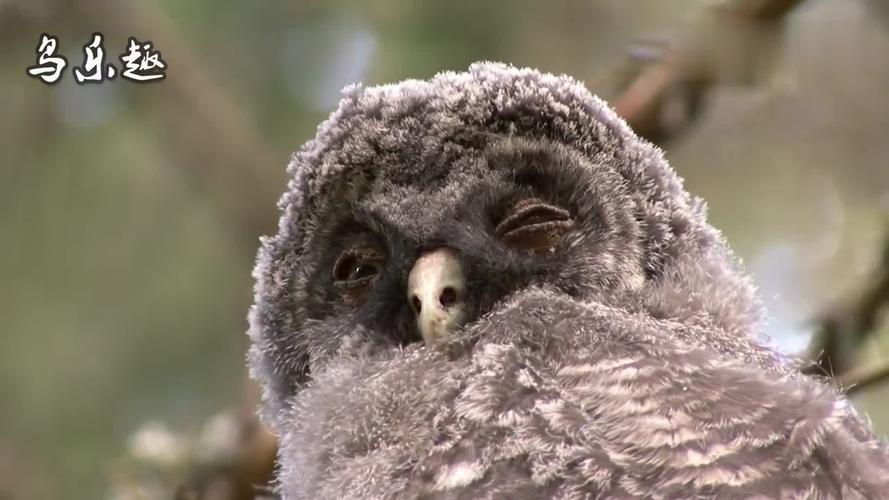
248, 63, 889, 499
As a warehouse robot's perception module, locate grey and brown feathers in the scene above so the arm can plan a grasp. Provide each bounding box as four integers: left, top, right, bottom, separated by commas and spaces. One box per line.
247, 62, 889, 498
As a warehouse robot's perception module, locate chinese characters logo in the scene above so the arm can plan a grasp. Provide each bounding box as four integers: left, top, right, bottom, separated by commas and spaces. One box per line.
27, 33, 167, 85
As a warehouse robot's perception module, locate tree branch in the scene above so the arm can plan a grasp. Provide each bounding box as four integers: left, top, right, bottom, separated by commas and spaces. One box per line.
73, 0, 285, 245
841, 362, 889, 396
606, 0, 889, 393
805, 227, 889, 378
612, 0, 807, 144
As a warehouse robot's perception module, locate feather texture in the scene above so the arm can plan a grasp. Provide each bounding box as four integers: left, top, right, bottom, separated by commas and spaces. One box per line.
277, 290, 889, 499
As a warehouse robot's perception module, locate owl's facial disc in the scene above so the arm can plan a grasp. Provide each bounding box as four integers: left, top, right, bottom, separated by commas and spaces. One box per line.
406, 247, 468, 344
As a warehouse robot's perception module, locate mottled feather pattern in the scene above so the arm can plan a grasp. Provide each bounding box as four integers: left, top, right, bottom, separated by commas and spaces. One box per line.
248, 63, 889, 498
275, 290, 889, 499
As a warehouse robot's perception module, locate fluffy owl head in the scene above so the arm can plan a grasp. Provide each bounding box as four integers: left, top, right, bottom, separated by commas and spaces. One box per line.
248, 62, 769, 433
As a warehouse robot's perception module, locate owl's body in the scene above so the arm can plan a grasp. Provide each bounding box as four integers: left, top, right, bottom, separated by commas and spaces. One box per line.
248, 63, 889, 498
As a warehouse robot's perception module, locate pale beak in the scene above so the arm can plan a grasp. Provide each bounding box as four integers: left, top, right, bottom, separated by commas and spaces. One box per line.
406, 248, 468, 344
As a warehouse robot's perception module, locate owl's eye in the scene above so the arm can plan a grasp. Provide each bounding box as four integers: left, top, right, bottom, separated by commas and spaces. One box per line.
495, 199, 573, 254
332, 248, 385, 286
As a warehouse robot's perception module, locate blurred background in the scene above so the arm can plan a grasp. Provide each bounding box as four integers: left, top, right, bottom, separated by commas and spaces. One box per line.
1, 0, 888, 498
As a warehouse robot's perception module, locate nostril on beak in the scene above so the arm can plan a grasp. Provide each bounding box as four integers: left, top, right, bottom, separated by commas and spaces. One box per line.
406, 247, 468, 344
439, 286, 457, 308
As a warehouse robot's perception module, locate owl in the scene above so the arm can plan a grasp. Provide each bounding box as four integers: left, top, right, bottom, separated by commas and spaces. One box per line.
247, 63, 889, 499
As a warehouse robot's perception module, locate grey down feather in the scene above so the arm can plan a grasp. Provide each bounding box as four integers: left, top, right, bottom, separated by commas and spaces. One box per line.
248, 62, 889, 498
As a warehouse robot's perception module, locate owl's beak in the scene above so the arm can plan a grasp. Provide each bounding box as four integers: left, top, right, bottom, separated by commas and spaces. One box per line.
406, 247, 468, 344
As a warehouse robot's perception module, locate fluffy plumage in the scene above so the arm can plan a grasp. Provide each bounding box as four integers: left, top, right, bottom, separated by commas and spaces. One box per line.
248, 62, 889, 498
